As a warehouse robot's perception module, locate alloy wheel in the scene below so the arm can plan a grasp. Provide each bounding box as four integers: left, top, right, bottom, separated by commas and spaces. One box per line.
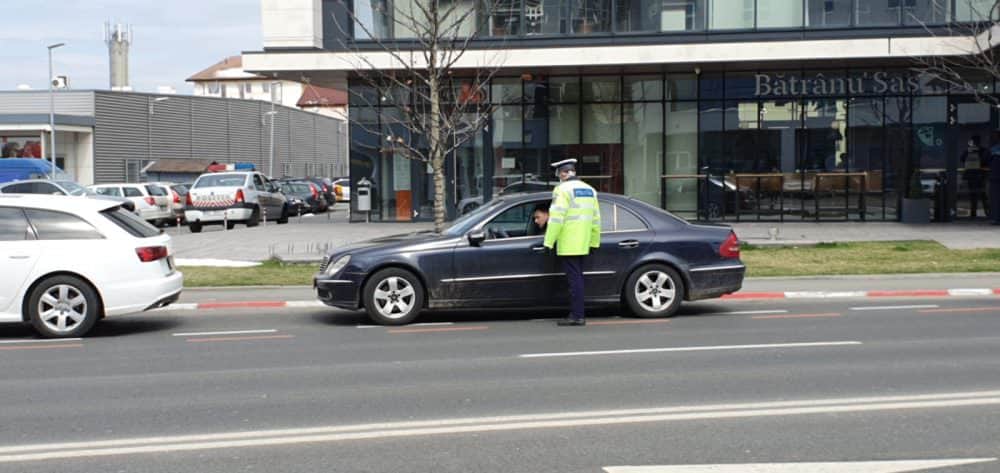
373, 277, 416, 319
634, 271, 676, 313
36, 284, 88, 335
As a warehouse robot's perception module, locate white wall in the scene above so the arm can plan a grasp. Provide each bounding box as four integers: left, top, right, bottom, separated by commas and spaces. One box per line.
261, 0, 323, 49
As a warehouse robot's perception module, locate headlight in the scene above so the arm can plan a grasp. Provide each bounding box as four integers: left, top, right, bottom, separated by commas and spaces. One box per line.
324, 255, 351, 276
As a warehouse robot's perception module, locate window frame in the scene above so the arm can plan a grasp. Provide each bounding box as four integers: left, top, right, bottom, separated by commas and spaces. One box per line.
23, 208, 105, 241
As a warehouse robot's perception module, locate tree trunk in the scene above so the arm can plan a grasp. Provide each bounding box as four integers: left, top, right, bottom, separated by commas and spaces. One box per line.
433, 155, 447, 232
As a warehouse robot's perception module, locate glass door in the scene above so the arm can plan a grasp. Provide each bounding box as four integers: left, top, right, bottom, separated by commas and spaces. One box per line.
950, 97, 992, 220
913, 97, 949, 222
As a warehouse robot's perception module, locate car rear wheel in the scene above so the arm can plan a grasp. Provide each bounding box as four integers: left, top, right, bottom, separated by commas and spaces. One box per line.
27, 275, 101, 338
189, 222, 203, 233
624, 264, 685, 318
363, 268, 425, 325
277, 205, 289, 224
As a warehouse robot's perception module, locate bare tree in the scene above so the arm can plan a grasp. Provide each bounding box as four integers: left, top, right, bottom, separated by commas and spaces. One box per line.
911, 0, 1000, 106
335, 1, 507, 231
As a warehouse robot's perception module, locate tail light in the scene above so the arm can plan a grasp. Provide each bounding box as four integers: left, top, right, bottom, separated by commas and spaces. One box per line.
172, 190, 180, 204
186, 192, 193, 206
720, 231, 741, 259
136, 246, 168, 262
144, 196, 155, 206
310, 184, 319, 199
335, 185, 342, 198
235, 189, 245, 204
322, 185, 329, 193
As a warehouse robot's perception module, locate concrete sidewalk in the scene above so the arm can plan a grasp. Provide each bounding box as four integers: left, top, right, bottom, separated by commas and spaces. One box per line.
168, 205, 998, 263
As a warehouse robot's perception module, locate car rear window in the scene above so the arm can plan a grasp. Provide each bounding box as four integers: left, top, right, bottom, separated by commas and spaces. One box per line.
0, 207, 31, 241
145, 185, 168, 196
102, 207, 161, 238
195, 174, 247, 188
283, 183, 310, 194
124, 187, 143, 197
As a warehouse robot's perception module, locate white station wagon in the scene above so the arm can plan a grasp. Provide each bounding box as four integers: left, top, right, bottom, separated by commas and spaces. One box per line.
0, 195, 183, 338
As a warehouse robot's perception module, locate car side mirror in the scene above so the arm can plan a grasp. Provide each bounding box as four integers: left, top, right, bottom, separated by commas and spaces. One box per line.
468, 229, 486, 247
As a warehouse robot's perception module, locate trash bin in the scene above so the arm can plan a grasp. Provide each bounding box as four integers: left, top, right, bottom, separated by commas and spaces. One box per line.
356, 178, 372, 212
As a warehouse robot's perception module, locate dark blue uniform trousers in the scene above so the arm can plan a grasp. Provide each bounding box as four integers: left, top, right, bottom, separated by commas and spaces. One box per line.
561, 256, 586, 320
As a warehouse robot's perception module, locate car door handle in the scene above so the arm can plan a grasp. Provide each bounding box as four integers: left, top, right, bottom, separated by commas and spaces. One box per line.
618, 240, 640, 249
531, 245, 547, 252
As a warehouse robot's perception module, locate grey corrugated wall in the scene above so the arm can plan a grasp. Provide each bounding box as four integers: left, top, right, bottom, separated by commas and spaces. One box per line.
92, 91, 346, 183
0, 91, 95, 116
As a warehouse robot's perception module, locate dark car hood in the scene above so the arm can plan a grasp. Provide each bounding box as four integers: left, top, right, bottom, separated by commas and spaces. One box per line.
335, 231, 450, 256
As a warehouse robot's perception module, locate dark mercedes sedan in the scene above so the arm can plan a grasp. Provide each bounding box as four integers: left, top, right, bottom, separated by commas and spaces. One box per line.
315, 192, 745, 325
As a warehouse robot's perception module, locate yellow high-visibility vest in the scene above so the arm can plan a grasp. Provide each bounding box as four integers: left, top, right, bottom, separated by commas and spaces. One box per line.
543, 179, 601, 256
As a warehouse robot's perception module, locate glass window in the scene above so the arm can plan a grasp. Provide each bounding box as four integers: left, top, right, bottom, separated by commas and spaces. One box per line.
1, 183, 32, 194
624, 102, 663, 206
568, 0, 612, 34
725, 72, 758, 100
904, 0, 950, 25
807, 0, 851, 27
709, 0, 754, 29
699, 73, 724, 99
624, 76, 664, 101
616, 0, 660, 32
353, 0, 392, 39
485, 202, 539, 238
599, 201, 615, 231
549, 77, 580, 103
485, 0, 522, 36
0, 207, 31, 241
583, 104, 621, 144
664, 102, 700, 218
956, 0, 995, 21
145, 185, 167, 196
123, 187, 143, 197
758, 0, 804, 27
666, 73, 698, 100
856, 0, 901, 26
491, 78, 522, 104
253, 175, 265, 189
549, 105, 581, 144
195, 173, 248, 188
102, 207, 160, 238
525, 0, 563, 35
657, 0, 706, 31
616, 205, 648, 230
582, 76, 620, 102
94, 187, 121, 197
24, 209, 103, 240
31, 182, 62, 195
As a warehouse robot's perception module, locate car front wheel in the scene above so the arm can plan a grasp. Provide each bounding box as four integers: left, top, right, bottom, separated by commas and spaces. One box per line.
363, 268, 425, 325
27, 275, 101, 338
624, 264, 685, 318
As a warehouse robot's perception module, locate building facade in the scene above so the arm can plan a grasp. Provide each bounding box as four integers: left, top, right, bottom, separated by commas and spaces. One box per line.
246, 0, 998, 223
0, 90, 347, 185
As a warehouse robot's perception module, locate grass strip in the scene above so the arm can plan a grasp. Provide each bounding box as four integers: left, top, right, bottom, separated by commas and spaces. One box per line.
177, 241, 1000, 287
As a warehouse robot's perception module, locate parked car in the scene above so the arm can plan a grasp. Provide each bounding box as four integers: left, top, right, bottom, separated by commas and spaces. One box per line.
302, 177, 335, 210
0, 179, 136, 212
0, 158, 71, 184
332, 178, 350, 203
315, 192, 744, 325
0, 194, 183, 338
89, 183, 174, 226
185, 171, 289, 233
458, 179, 557, 215
278, 180, 328, 215
148, 182, 187, 223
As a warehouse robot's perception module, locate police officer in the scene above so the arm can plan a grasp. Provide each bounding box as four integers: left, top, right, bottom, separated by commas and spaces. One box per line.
989, 131, 1000, 225
543, 159, 601, 326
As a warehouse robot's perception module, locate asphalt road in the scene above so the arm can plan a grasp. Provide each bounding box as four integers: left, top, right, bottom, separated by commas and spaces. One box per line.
1, 293, 999, 472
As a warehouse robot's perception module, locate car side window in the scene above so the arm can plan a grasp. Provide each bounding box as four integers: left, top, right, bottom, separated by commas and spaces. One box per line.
599, 201, 614, 233
96, 187, 122, 197
0, 207, 32, 241
32, 182, 62, 195
253, 175, 265, 190
2, 183, 31, 194
24, 209, 103, 240
615, 205, 648, 231
123, 187, 142, 197
485, 202, 538, 240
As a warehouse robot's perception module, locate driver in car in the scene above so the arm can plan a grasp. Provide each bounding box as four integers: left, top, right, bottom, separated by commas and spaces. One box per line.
529, 203, 549, 235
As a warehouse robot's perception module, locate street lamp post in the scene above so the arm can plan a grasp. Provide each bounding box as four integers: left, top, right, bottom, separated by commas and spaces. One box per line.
47, 42, 65, 179
267, 81, 280, 177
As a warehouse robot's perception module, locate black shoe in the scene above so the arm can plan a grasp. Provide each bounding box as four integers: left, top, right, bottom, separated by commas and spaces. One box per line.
557, 318, 586, 326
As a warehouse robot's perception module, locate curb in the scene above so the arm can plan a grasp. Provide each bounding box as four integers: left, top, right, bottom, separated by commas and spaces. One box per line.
165, 288, 1000, 311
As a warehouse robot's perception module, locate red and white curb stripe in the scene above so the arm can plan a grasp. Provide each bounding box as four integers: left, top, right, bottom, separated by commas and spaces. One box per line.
722, 288, 1000, 300
159, 288, 1000, 311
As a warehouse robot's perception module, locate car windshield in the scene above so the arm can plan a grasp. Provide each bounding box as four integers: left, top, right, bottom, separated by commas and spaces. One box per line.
56, 181, 90, 196
442, 199, 506, 236
195, 174, 247, 188
283, 183, 310, 194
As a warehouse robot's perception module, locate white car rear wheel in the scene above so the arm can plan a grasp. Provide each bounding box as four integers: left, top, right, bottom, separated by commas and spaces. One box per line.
27, 275, 101, 338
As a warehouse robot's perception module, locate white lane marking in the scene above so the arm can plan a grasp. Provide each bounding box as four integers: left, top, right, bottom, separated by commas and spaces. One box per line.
519, 341, 861, 359
2, 390, 1000, 463
411, 322, 454, 326
603, 458, 998, 473
850, 304, 939, 311
285, 301, 326, 308
785, 291, 867, 299
0, 338, 83, 345
948, 288, 994, 296
356, 325, 380, 328
721, 310, 789, 315
171, 330, 278, 337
